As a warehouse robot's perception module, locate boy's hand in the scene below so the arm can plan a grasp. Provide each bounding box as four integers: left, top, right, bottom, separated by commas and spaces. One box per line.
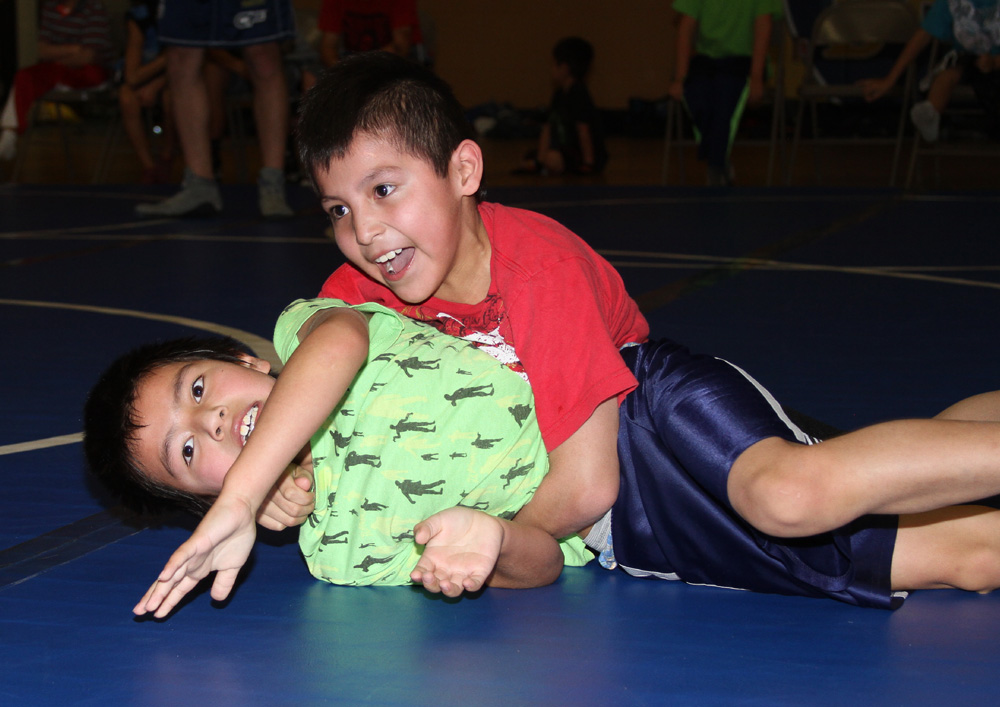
134, 496, 257, 618
976, 54, 1000, 74
410, 507, 503, 597
257, 464, 315, 531
859, 77, 892, 102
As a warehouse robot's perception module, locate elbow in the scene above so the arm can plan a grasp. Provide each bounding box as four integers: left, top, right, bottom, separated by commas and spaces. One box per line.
570, 466, 619, 530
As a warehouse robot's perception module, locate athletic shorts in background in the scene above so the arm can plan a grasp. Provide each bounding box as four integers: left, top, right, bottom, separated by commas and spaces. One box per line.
158, 0, 295, 48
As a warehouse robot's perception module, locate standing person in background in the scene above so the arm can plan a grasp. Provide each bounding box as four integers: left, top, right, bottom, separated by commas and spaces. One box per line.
0, 0, 113, 162
135, 0, 295, 219
315, 0, 421, 74
669, 0, 783, 186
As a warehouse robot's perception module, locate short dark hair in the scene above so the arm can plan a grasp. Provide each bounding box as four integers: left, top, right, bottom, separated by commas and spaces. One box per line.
296, 51, 482, 196
553, 36, 594, 81
83, 337, 250, 516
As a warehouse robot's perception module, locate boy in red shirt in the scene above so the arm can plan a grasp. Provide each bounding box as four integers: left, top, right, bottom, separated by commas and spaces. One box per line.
294, 52, 1000, 598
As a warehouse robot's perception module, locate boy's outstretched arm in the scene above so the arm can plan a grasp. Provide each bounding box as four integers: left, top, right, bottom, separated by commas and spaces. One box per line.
134, 308, 370, 617
860, 28, 931, 102
411, 506, 563, 598
512, 397, 620, 540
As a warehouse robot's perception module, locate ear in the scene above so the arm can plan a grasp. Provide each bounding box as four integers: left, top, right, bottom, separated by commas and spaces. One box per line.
451, 139, 484, 198
237, 353, 272, 375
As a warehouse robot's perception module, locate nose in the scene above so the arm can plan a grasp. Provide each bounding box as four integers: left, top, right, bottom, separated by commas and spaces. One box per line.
200, 406, 226, 441
352, 204, 383, 246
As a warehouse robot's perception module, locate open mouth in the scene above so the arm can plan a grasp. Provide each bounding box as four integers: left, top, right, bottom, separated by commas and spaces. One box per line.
374, 247, 414, 278
240, 404, 259, 446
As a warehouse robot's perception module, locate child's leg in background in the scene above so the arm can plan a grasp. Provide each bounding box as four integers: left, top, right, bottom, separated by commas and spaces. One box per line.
966, 61, 1000, 137
927, 65, 963, 113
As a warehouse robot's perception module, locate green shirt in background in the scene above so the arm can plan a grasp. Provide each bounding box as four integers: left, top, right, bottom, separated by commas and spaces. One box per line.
673, 0, 784, 58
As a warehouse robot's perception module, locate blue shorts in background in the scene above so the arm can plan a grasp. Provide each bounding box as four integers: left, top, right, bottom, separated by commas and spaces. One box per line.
158, 0, 295, 48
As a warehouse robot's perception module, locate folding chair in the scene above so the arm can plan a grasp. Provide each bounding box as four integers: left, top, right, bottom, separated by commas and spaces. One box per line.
11, 82, 121, 183
787, 0, 919, 186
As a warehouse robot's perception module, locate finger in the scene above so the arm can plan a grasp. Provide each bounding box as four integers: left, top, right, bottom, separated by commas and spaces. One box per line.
413, 515, 441, 546
153, 575, 201, 619
278, 481, 314, 507
434, 569, 454, 597
421, 575, 442, 593
463, 572, 487, 593
137, 571, 183, 615
211, 568, 240, 602
413, 521, 430, 545
134, 578, 163, 615
413, 566, 442, 593
256, 514, 287, 532
291, 465, 315, 492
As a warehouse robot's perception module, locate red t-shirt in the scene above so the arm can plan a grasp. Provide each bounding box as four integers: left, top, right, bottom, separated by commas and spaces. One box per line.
319, 202, 649, 452
318, 0, 422, 52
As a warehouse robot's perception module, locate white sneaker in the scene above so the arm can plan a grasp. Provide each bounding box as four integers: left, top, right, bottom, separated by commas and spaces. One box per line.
135, 168, 222, 218
0, 129, 16, 161
257, 167, 294, 219
910, 101, 941, 143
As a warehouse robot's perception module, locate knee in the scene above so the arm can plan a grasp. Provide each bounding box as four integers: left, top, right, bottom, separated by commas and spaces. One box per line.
242, 45, 283, 84
945, 539, 1000, 593
728, 439, 834, 538
118, 87, 138, 113
948, 550, 1000, 594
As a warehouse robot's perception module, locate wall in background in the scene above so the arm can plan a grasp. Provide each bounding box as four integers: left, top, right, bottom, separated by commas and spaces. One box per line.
295, 0, 678, 110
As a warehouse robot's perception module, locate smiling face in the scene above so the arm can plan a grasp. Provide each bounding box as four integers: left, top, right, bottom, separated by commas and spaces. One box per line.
131, 356, 276, 497
315, 133, 491, 305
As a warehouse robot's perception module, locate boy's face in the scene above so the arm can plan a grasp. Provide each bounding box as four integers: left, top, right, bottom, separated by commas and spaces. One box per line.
132, 356, 275, 497
315, 133, 486, 305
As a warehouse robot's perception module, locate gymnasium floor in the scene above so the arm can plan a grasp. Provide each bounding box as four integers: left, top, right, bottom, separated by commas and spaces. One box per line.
2, 174, 1000, 704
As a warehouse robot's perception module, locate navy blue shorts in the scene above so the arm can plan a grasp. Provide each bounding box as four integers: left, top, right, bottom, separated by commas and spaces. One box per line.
610, 339, 903, 609
158, 0, 295, 48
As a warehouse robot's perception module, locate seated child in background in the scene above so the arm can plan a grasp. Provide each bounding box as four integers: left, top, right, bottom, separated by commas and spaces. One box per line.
119, 0, 175, 184
861, 0, 1000, 143
296, 51, 1000, 606
517, 36, 608, 176
86, 297, 1000, 617
668, 0, 783, 186
0, 0, 114, 162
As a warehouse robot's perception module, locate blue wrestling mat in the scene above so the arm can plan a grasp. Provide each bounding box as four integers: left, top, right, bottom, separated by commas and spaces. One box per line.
2, 182, 999, 704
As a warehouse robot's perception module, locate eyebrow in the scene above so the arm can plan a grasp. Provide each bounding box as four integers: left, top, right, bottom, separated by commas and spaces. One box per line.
159, 362, 194, 480
362, 166, 399, 185
320, 167, 401, 203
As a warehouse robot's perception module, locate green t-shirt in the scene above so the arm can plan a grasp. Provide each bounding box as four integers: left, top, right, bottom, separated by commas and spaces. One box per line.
274, 298, 591, 586
673, 0, 783, 58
